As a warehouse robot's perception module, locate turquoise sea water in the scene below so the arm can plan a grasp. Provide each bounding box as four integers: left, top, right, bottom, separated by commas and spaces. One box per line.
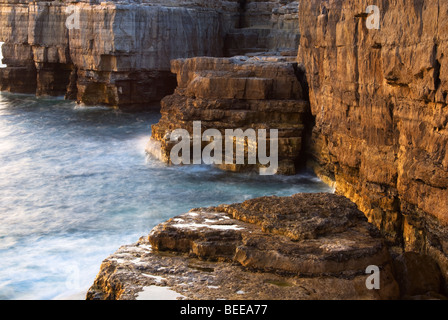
0, 93, 332, 300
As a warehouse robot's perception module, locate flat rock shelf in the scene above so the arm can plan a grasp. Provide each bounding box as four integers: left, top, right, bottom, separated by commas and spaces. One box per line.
86, 193, 401, 300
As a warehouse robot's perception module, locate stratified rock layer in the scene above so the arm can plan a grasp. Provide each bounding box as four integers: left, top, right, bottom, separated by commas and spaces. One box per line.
147, 54, 309, 174
0, 0, 228, 109
225, 1, 300, 56
297, 0, 448, 284
86, 193, 400, 300
0, 0, 300, 110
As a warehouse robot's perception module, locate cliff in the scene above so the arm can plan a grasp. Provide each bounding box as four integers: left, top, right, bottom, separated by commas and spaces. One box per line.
0, 0, 300, 110
140, 0, 448, 295
297, 0, 448, 282
2, 0, 446, 299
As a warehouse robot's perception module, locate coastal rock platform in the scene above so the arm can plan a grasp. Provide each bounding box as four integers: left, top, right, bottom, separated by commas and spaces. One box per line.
86, 193, 402, 300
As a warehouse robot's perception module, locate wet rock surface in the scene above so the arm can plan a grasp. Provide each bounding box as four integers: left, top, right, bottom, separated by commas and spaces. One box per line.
87, 193, 401, 300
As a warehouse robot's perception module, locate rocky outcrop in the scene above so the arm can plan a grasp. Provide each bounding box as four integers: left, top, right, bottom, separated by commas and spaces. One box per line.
147, 54, 309, 174
86, 193, 402, 300
297, 0, 448, 286
0, 0, 300, 110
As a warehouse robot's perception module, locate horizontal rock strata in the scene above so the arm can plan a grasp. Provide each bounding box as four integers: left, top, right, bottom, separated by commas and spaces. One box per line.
225, 1, 300, 56
86, 193, 402, 300
147, 54, 309, 174
297, 0, 448, 285
0, 0, 300, 110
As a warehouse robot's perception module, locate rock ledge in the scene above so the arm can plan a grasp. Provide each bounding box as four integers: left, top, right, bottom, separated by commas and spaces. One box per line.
86, 193, 401, 300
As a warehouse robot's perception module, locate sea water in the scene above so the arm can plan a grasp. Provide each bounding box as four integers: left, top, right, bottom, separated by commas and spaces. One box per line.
0, 93, 332, 300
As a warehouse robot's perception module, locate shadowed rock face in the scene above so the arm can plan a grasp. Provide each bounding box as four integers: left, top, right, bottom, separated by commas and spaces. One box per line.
86, 193, 401, 300
393, 252, 444, 299
297, 0, 448, 283
0, 0, 300, 110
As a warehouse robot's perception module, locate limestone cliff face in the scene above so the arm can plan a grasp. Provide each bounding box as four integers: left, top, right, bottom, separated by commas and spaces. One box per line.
225, 0, 300, 56
297, 0, 448, 279
0, 0, 231, 109
0, 0, 300, 110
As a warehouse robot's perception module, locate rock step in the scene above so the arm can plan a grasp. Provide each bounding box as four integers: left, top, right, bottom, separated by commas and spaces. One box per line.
147, 54, 309, 175
87, 193, 403, 300
150, 193, 393, 276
